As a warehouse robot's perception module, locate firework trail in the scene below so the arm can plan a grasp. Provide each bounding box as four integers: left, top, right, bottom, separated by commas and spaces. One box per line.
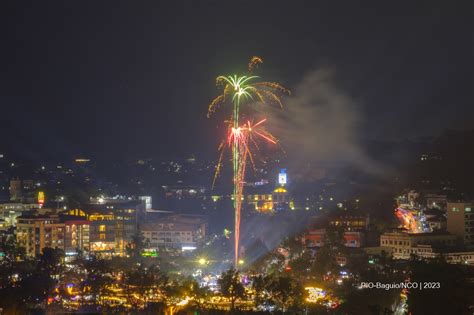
208, 57, 289, 266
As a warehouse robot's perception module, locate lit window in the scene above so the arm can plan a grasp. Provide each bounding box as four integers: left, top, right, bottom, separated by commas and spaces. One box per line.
99, 225, 106, 232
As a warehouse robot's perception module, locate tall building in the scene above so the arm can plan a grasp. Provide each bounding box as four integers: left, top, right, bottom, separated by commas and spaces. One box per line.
9, 178, 22, 202
447, 202, 474, 247
75, 200, 142, 257
62, 215, 91, 257
16, 214, 65, 257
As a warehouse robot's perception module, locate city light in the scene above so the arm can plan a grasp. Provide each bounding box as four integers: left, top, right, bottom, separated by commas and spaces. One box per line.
0, 3, 469, 314
305, 287, 326, 303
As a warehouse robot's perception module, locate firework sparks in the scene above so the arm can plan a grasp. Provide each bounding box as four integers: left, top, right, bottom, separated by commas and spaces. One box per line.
208, 56, 289, 266
395, 207, 431, 233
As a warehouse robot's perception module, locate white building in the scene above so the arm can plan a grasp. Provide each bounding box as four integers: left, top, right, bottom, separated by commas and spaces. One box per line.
141, 215, 206, 252
380, 231, 456, 259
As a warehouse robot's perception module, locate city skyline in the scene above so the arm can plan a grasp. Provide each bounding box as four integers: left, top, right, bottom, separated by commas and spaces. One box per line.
0, 1, 473, 314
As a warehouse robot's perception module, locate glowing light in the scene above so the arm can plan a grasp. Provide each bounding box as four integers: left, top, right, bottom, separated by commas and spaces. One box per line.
66, 284, 74, 295
305, 287, 326, 303
278, 169, 287, 185
208, 56, 289, 266
395, 207, 431, 233
274, 187, 287, 193
74, 158, 90, 163
198, 258, 207, 265
182, 246, 196, 251
177, 296, 190, 306
141, 249, 158, 257
38, 191, 45, 205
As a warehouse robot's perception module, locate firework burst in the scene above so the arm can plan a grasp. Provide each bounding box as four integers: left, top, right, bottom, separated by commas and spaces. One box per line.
208, 56, 289, 266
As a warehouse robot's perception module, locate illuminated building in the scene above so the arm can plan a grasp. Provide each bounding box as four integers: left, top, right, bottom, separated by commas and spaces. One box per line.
447, 202, 474, 246
246, 193, 273, 213
342, 232, 365, 247
246, 188, 293, 213
16, 214, 65, 257
273, 169, 293, 211
304, 229, 365, 248
78, 200, 141, 257
138, 196, 152, 211
62, 216, 91, 257
273, 186, 291, 211
328, 213, 368, 231
380, 231, 456, 259
0, 202, 41, 227
141, 214, 207, 253
246, 169, 294, 213
89, 216, 115, 256
162, 185, 206, 199
410, 245, 474, 265
278, 169, 287, 186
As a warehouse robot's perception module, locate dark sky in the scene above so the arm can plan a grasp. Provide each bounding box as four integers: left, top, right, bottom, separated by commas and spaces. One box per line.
0, 1, 472, 163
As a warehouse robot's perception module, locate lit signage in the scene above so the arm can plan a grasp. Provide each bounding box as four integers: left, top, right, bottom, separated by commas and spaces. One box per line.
278, 169, 287, 185
141, 249, 158, 257
38, 191, 45, 205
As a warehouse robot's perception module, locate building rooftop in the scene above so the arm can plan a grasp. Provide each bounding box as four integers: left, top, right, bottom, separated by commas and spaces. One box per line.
141, 221, 202, 232
383, 229, 453, 236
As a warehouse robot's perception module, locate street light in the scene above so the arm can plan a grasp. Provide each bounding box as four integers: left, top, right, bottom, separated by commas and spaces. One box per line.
198, 258, 207, 265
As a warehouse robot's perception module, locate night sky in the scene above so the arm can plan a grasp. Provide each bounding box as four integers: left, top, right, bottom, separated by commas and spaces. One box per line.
1, 1, 472, 163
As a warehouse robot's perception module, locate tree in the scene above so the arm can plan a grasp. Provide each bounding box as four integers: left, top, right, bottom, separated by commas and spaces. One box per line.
251, 274, 270, 307
314, 227, 345, 276
38, 247, 64, 276
0, 235, 25, 262
218, 268, 245, 311
266, 274, 305, 312
281, 234, 304, 260
288, 250, 314, 278
252, 251, 286, 275
0, 258, 36, 313
125, 231, 149, 259
188, 279, 212, 311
